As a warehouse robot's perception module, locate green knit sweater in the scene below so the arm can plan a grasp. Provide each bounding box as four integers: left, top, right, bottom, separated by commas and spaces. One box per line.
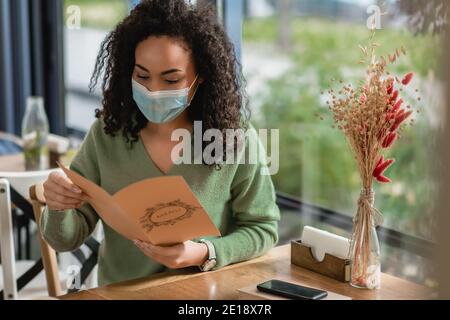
40, 119, 280, 286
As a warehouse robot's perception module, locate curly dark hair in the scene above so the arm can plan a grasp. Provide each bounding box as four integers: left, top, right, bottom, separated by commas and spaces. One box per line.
90, 0, 250, 163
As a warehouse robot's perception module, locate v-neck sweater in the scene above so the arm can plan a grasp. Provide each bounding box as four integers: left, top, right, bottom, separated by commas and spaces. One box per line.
40, 119, 280, 286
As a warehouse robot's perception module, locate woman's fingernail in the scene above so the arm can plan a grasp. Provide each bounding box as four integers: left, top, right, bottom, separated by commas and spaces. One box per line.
72, 187, 82, 193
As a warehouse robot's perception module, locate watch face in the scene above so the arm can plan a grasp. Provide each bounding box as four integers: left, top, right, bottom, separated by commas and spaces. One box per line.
203, 259, 217, 272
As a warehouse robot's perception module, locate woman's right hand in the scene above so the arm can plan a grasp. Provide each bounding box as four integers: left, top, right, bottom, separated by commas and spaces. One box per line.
43, 172, 87, 211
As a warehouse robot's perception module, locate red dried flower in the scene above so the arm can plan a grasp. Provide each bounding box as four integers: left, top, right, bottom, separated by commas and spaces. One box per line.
373, 158, 395, 179
402, 72, 414, 86
382, 132, 397, 149
390, 110, 413, 132
387, 83, 394, 95
392, 99, 404, 113
391, 90, 399, 103
376, 175, 392, 183
375, 155, 384, 169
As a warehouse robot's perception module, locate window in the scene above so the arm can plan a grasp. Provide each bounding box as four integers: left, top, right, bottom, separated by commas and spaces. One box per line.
63, 0, 130, 134
241, 0, 443, 286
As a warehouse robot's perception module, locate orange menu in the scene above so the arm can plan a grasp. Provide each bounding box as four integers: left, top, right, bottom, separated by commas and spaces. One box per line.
57, 162, 221, 246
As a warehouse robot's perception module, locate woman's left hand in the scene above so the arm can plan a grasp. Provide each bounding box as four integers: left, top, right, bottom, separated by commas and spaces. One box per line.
134, 240, 209, 269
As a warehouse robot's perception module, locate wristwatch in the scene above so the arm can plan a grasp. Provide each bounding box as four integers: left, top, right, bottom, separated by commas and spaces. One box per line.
198, 239, 217, 272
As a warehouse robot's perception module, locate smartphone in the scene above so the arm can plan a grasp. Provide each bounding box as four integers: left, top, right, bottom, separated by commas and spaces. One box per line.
257, 280, 328, 300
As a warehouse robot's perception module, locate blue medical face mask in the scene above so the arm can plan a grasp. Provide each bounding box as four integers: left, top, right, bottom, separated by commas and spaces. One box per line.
132, 75, 199, 124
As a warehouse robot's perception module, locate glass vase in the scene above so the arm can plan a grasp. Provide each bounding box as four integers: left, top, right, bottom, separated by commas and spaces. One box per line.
349, 188, 381, 289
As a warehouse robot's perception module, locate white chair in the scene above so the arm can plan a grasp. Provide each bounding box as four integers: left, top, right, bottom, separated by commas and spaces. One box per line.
0, 178, 16, 299
0, 169, 60, 299
1, 167, 102, 299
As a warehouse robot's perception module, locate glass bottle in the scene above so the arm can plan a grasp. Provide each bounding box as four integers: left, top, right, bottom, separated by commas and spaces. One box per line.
21, 97, 49, 171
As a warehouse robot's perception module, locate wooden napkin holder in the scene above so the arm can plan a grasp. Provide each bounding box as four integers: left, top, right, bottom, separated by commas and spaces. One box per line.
291, 240, 350, 283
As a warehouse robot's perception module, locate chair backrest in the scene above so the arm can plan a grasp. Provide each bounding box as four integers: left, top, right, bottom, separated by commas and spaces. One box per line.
29, 183, 101, 297
29, 183, 62, 297
1, 169, 58, 200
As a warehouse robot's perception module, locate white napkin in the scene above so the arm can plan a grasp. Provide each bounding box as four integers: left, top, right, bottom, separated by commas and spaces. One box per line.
301, 226, 350, 262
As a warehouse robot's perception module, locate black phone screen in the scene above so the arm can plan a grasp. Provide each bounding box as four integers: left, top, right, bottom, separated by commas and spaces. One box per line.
257, 280, 328, 300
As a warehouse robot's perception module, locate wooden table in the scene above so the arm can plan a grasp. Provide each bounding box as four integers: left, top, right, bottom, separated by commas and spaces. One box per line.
59, 245, 432, 300
0, 154, 25, 172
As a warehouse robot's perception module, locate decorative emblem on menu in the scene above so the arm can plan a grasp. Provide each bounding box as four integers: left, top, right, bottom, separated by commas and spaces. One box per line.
139, 199, 199, 233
